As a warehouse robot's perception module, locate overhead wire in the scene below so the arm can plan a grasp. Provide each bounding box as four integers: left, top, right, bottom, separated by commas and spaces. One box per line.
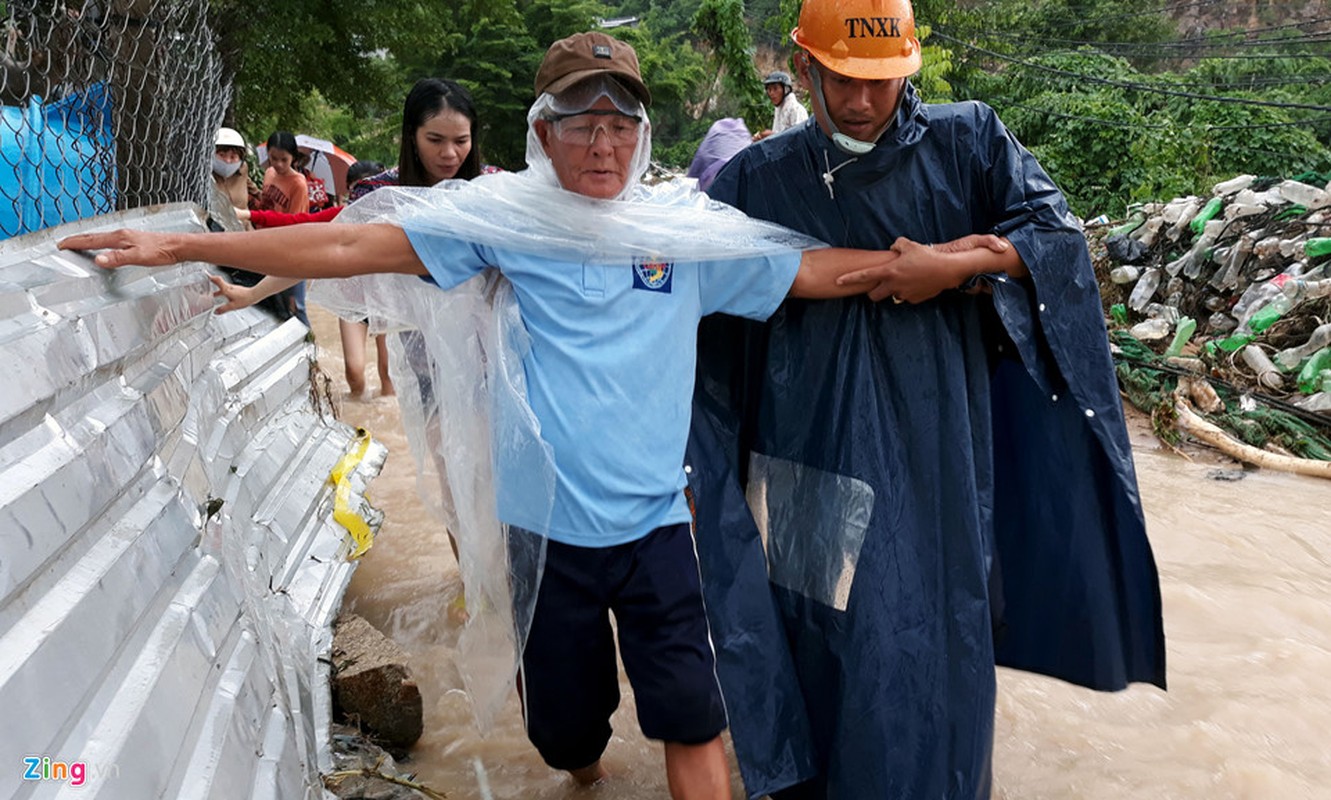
931, 6, 1331, 162
997, 100, 1170, 129
932, 32, 1331, 112
994, 100, 1331, 131
1103, 73, 1331, 91
1026, 52, 1331, 62
931, 17, 1331, 71
1013, 70, 1331, 91
1019, 38, 1331, 57
983, 52, 1331, 67
966, 35, 1331, 60
943, 16, 1331, 50
1006, 0, 1219, 30
1008, 0, 1227, 31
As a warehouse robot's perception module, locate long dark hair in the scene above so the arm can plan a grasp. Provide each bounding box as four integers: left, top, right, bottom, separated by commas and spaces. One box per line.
266, 131, 300, 164
398, 78, 483, 187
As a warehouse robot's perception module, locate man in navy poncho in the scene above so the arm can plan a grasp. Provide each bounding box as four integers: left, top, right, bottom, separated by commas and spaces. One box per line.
684, 0, 1167, 797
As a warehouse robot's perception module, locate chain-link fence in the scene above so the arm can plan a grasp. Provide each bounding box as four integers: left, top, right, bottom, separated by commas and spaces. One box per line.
1, 0, 226, 238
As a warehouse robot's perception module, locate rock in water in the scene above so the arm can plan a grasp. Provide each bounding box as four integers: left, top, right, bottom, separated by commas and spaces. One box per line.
332, 614, 424, 750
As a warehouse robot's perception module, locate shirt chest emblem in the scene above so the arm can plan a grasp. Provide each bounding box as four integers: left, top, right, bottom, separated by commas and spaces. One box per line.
632, 257, 673, 293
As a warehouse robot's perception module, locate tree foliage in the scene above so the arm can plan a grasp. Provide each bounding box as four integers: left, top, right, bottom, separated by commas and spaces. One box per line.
611, 23, 712, 167
435, 3, 543, 169
692, 0, 769, 132
209, 0, 450, 137
943, 1, 1331, 216
914, 25, 954, 102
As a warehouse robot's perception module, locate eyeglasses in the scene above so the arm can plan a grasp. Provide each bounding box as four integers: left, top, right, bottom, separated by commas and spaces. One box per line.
549, 110, 642, 147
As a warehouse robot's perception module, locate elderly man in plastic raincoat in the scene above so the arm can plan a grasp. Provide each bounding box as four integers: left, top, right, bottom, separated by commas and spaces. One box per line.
60, 30, 1028, 800
684, 0, 1168, 798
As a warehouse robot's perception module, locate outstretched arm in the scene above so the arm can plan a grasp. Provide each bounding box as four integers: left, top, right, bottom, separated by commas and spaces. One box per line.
247, 206, 343, 227
791, 247, 899, 298
791, 234, 1016, 300
57, 223, 427, 278
208, 274, 301, 314
835, 235, 1025, 303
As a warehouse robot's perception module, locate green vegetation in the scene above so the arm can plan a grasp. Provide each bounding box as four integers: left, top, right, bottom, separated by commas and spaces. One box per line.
937, 1, 1331, 216
214, 0, 1331, 209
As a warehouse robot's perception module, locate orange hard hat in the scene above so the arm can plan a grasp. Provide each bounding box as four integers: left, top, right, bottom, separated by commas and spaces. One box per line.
791, 0, 922, 80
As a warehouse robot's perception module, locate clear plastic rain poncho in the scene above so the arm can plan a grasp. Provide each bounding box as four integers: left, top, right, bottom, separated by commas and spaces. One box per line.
311, 80, 825, 729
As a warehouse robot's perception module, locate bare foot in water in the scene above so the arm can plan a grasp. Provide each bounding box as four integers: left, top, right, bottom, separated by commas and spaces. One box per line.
569, 761, 607, 787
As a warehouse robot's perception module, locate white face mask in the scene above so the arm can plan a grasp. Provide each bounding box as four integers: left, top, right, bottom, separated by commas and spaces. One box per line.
212, 155, 242, 178
805, 59, 901, 156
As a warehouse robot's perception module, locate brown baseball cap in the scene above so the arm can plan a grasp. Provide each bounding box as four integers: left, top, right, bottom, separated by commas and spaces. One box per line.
534, 31, 652, 108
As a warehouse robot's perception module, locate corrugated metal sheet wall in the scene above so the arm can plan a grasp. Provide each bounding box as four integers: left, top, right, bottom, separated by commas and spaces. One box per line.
0, 205, 384, 799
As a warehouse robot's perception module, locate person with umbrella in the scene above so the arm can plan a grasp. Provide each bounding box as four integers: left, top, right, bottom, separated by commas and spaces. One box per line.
294, 134, 358, 203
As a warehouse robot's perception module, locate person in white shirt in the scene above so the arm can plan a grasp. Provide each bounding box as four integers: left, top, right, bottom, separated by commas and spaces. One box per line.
752, 70, 808, 141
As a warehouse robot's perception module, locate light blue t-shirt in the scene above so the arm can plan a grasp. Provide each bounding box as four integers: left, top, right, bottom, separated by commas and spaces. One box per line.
404, 225, 801, 547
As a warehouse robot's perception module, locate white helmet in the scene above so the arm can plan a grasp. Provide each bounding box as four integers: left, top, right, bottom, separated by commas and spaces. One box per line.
215, 127, 246, 149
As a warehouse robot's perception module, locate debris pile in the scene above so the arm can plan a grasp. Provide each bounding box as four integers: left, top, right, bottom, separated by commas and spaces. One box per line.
325, 723, 446, 800
1088, 173, 1331, 465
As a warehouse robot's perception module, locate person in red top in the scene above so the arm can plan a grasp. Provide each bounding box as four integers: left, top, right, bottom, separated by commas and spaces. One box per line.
222, 160, 392, 397
255, 131, 309, 213
243, 205, 342, 227
251, 131, 311, 324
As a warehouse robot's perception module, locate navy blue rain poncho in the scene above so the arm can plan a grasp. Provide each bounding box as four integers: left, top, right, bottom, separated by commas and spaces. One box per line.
686, 83, 1166, 800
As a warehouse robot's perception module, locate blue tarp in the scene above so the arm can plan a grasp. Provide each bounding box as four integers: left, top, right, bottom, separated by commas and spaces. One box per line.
1, 83, 115, 238
691, 83, 1166, 799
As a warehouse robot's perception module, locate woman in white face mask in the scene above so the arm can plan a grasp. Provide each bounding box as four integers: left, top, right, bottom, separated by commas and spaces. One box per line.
212, 127, 258, 212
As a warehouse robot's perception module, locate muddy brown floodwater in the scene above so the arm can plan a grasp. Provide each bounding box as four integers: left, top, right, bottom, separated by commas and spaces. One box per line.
308, 305, 1331, 800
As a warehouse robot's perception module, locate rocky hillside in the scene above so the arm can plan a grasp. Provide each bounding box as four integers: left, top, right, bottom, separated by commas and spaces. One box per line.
1172, 0, 1331, 37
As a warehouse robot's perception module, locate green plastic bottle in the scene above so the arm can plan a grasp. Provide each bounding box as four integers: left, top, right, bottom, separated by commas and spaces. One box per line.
1214, 332, 1255, 353
1247, 304, 1285, 334
1109, 210, 1146, 237
1298, 348, 1331, 393
1163, 316, 1196, 358
1190, 197, 1223, 235
1304, 238, 1331, 259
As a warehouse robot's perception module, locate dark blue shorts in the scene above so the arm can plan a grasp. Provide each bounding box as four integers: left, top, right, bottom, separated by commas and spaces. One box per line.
517, 522, 727, 771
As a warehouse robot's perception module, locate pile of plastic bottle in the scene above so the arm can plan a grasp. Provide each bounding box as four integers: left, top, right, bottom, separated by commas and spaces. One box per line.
1094, 173, 1331, 414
